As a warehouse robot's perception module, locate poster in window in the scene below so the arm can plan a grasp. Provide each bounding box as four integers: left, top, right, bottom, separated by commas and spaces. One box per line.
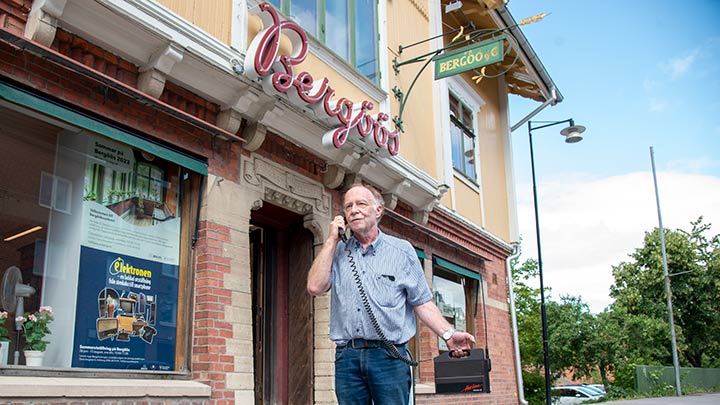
71, 134, 181, 370
71, 246, 177, 370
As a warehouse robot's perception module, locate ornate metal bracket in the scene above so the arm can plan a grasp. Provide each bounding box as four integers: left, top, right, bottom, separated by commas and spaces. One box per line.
392, 26, 514, 132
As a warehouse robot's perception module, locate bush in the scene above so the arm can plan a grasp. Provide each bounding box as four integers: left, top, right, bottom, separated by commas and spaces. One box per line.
522, 370, 547, 405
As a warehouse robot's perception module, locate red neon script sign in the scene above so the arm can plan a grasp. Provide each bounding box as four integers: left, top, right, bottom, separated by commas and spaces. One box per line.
243, 2, 400, 156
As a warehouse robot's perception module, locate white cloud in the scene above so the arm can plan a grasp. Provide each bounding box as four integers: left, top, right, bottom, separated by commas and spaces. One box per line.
516, 171, 720, 313
648, 97, 668, 112
665, 49, 699, 79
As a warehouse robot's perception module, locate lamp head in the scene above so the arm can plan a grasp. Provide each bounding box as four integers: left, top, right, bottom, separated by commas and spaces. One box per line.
560, 124, 585, 143
445, 0, 463, 13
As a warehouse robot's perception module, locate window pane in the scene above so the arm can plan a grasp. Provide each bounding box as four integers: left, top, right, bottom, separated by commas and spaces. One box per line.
267, 0, 281, 8
0, 105, 188, 371
432, 274, 467, 351
462, 105, 473, 129
463, 132, 476, 180
355, 0, 378, 81
449, 94, 459, 117
450, 123, 463, 171
291, 0, 318, 37
326, 0, 349, 59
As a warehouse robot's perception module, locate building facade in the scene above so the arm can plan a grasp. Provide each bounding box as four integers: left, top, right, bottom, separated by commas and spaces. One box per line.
0, 0, 561, 404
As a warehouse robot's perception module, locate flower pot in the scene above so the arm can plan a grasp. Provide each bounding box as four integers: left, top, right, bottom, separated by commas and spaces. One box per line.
24, 350, 44, 367
0, 341, 9, 365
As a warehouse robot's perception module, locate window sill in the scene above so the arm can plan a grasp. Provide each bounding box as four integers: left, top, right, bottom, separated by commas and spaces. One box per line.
453, 171, 480, 192
415, 382, 436, 394
0, 376, 211, 398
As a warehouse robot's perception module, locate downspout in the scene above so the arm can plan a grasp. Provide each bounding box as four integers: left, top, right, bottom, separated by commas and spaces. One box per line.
511, 87, 559, 132
506, 242, 527, 405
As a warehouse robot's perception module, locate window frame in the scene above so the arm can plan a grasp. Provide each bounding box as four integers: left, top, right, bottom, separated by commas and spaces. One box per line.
444, 75, 485, 190
267, 0, 380, 84
449, 92, 477, 183
431, 256, 481, 354
0, 84, 203, 378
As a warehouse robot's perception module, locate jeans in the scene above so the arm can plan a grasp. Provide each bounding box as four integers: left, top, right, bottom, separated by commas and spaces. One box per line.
335, 343, 412, 405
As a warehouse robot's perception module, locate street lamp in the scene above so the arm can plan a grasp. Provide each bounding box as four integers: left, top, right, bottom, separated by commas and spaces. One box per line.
527, 119, 586, 405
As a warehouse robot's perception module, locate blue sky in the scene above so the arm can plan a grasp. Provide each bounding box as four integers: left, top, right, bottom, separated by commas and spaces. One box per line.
505, 0, 720, 312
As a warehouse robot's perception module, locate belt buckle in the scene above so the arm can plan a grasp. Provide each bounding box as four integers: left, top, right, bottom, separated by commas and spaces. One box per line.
351, 339, 368, 349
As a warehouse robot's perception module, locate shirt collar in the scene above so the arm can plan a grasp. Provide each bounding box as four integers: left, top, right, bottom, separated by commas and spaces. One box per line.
351, 228, 384, 256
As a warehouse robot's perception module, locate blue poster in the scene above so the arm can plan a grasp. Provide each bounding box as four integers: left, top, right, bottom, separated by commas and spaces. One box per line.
71, 246, 178, 370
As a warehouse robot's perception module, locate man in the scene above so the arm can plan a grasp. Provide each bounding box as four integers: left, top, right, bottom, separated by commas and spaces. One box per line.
307, 183, 475, 404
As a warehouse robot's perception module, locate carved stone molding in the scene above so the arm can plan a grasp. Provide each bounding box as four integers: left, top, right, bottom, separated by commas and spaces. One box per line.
303, 215, 324, 246
137, 69, 167, 99
24, 0, 68, 46
241, 121, 267, 152
412, 209, 430, 225
322, 164, 345, 189
138, 44, 184, 98
217, 107, 244, 135
242, 155, 331, 216
382, 179, 411, 210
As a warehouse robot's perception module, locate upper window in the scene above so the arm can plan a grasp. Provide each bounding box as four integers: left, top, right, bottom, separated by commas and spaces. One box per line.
449, 92, 477, 182
268, 0, 379, 83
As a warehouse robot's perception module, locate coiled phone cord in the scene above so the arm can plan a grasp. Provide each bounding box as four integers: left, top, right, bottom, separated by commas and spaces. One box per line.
344, 245, 423, 366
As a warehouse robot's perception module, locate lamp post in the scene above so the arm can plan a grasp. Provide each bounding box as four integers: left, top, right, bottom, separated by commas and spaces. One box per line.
527, 119, 586, 405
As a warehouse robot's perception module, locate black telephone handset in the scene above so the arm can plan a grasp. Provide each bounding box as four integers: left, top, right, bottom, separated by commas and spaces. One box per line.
339, 214, 351, 242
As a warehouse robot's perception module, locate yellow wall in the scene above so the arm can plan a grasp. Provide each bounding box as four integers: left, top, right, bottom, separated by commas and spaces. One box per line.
386, 0, 438, 179
454, 179, 482, 225
158, 0, 232, 44
470, 73, 511, 241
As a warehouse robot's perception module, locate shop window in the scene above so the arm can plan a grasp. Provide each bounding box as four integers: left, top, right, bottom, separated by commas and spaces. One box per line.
270, 0, 379, 83
432, 257, 480, 353
0, 103, 200, 372
449, 92, 477, 182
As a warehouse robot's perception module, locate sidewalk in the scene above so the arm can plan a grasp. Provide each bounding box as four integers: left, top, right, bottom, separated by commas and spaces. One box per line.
601, 393, 720, 404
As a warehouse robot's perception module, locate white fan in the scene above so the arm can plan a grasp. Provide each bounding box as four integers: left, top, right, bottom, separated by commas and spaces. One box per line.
1, 266, 36, 322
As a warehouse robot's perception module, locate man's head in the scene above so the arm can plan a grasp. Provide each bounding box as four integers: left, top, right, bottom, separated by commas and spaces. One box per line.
342, 183, 384, 237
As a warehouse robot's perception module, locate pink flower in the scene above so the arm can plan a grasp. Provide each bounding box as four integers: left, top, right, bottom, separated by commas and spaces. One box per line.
28, 314, 37, 322
16, 316, 25, 323
39, 306, 53, 315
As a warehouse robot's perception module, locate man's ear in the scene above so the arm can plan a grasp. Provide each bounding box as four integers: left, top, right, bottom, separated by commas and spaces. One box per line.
375, 204, 383, 219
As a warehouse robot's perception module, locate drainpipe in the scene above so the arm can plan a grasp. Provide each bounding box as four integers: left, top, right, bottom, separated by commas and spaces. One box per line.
506, 242, 527, 405
511, 87, 559, 132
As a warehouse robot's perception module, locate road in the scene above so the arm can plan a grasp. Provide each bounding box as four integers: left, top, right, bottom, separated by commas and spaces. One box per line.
602, 393, 720, 404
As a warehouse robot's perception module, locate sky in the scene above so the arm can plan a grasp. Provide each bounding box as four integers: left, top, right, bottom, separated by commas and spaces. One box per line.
505, 0, 720, 313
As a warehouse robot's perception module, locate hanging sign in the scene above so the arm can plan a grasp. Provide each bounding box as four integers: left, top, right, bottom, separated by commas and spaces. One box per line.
244, 2, 400, 156
433, 37, 504, 80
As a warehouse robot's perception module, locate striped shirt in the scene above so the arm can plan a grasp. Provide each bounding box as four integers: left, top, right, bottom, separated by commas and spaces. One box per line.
329, 230, 432, 345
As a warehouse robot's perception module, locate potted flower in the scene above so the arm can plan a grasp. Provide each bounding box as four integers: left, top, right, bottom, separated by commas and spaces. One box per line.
16, 306, 54, 366
0, 311, 9, 365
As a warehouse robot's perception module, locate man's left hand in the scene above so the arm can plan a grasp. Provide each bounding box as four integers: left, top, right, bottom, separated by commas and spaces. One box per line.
447, 331, 475, 358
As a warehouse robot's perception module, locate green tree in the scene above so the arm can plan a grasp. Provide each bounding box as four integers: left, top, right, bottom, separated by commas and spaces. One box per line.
513, 257, 626, 395
609, 217, 720, 367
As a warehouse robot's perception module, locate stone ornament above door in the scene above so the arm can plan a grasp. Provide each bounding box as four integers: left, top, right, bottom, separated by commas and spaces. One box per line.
242, 155, 331, 217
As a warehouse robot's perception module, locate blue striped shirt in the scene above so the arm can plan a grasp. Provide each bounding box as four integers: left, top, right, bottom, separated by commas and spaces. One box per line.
329, 230, 432, 345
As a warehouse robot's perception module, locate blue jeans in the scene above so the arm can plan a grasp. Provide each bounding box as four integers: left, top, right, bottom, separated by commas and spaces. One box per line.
334, 343, 411, 405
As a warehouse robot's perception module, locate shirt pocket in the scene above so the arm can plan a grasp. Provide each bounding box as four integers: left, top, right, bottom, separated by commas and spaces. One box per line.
370, 273, 403, 308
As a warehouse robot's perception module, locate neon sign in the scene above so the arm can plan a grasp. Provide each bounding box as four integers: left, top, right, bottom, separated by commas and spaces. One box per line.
244, 2, 400, 156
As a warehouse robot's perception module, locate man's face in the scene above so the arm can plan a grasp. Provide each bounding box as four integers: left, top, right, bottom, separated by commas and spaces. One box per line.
343, 186, 382, 235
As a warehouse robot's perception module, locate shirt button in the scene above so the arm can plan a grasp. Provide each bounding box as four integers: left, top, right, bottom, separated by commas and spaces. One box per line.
357, 308, 361, 312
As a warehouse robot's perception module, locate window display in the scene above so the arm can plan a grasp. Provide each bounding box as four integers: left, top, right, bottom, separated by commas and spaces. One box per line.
0, 103, 197, 371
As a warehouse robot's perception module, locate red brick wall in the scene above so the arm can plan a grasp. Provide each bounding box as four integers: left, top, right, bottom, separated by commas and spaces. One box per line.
382, 212, 519, 405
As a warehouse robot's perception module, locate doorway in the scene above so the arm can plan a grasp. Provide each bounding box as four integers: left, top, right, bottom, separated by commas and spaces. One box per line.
250, 202, 314, 405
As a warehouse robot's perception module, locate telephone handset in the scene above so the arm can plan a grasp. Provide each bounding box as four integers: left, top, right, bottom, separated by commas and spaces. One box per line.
339, 214, 352, 242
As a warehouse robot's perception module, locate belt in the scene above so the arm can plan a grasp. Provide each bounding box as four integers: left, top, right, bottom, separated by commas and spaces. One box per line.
341, 338, 405, 349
